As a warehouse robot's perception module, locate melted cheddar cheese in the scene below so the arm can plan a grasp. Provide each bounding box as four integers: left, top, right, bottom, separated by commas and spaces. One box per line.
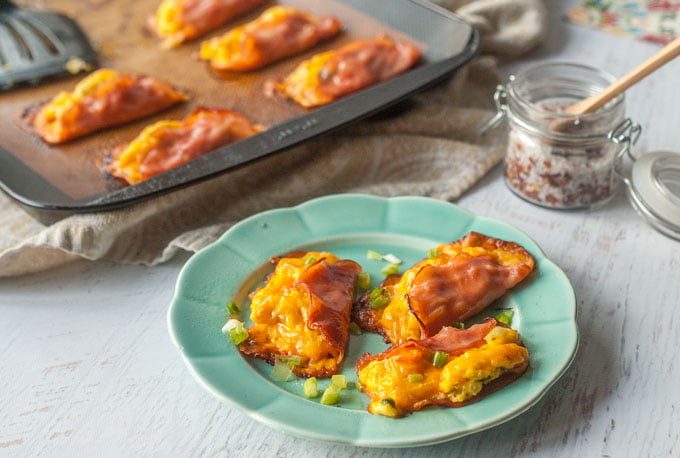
357, 326, 529, 418
244, 252, 343, 376
273, 51, 336, 107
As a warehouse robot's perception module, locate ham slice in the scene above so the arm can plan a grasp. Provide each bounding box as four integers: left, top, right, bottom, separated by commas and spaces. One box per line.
299, 259, 362, 353
149, 0, 269, 48
29, 69, 187, 144
271, 36, 420, 108
408, 254, 532, 337
356, 319, 498, 371
200, 7, 342, 71
107, 107, 263, 185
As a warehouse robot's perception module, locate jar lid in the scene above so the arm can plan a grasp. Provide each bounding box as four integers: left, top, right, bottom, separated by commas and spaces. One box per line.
627, 151, 680, 240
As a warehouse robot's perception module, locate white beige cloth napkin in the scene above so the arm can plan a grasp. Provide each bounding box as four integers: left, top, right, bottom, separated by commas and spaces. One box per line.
0, 0, 546, 277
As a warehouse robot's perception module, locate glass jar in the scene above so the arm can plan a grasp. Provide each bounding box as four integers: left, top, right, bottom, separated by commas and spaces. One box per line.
488, 62, 632, 209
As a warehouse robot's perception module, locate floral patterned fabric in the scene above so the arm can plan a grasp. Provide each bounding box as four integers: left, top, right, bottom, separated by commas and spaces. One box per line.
566, 0, 680, 43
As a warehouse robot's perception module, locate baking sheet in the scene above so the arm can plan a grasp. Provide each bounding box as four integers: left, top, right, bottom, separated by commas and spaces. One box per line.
0, 0, 478, 222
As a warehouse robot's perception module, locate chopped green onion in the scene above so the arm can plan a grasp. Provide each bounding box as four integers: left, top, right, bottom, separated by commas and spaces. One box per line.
383, 254, 402, 265
354, 381, 362, 391
381, 263, 399, 276
427, 247, 439, 259
226, 301, 240, 316
367, 250, 384, 260
495, 309, 514, 326
450, 321, 465, 329
369, 287, 390, 309
408, 373, 424, 383
222, 319, 248, 345
229, 326, 249, 345
432, 351, 449, 368
304, 256, 317, 266
381, 398, 396, 407
357, 271, 371, 290
349, 322, 363, 335
303, 377, 318, 398
320, 384, 342, 405
281, 355, 302, 367
271, 359, 296, 382
331, 374, 347, 389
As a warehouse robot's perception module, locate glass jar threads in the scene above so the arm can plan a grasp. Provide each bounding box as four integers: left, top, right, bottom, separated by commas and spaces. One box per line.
488, 62, 637, 210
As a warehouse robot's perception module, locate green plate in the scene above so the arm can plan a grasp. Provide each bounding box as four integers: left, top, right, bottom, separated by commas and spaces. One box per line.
168, 194, 578, 447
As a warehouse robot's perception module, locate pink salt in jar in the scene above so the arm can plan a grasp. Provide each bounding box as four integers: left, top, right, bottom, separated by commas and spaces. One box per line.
489, 62, 634, 210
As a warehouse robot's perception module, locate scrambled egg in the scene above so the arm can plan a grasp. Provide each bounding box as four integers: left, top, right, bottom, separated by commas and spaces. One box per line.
357, 326, 529, 418
243, 252, 347, 377
367, 233, 534, 344
33, 69, 118, 142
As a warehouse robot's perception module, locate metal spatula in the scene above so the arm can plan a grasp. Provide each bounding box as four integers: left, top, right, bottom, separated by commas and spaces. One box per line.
0, 0, 96, 90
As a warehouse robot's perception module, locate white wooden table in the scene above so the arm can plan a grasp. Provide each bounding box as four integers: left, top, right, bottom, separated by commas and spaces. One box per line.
2, 1, 679, 456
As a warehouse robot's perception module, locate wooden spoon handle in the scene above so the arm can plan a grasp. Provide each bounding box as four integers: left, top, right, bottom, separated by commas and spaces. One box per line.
564, 37, 680, 115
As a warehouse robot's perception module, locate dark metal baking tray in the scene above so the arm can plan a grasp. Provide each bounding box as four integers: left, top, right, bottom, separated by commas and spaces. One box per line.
0, 0, 479, 223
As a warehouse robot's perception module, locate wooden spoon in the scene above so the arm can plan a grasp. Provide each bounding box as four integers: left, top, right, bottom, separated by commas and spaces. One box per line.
563, 37, 680, 115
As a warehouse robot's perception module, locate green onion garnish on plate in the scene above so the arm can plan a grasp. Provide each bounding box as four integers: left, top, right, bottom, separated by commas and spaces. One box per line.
381, 263, 399, 276
331, 374, 347, 389
320, 384, 342, 405
349, 322, 362, 335
222, 319, 248, 345
432, 351, 449, 368
369, 287, 390, 309
303, 377, 318, 398
271, 359, 296, 382
226, 301, 240, 316
408, 373, 424, 382
367, 250, 383, 260
495, 309, 514, 326
357, 271, 371, 290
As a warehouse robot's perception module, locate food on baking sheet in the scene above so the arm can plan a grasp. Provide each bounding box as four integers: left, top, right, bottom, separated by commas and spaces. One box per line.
239, 252, 362, 377
352, 232, 535, 345
356, 318, 530, 418
268, 36, 421, 108
200, 6, 342, 72
149, 0, 269, 48
29, 69, 187, 144
106, 107, 263, 185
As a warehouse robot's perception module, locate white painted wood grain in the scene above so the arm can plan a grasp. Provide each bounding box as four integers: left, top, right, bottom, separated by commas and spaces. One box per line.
2, 0, 680, 456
